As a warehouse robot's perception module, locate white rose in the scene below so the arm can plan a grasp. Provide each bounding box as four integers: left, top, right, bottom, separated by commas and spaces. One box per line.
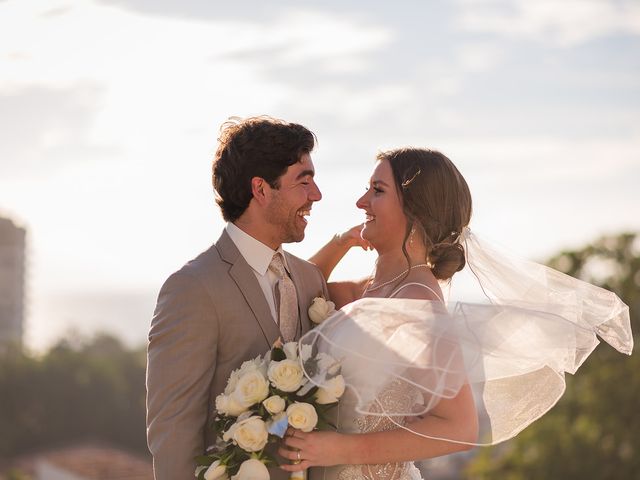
232, 370, 269, 408
315, 375, 346, 404
316, 352, 341, 376
252, 355, 270, 375
262, 395, 285, 415
224, 369, 241, 395
268, 359, 304, 392
238, 356, 267, 379
286, 402, 318, 432
299, 343, 312, 363
231, 459, 269, 480
308, 297, 336, 324
224, 416, 269, 452
204, 461, 228, 480
283, 341, 300, 360
225, 357, 260, 396
239, 356, 260, 373
215, 393, 247, 417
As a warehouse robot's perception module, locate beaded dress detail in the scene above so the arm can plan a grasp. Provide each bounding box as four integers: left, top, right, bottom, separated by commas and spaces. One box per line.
324, 380, 424, 480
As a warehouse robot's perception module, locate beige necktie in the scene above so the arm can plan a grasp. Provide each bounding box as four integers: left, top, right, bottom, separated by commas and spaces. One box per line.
269, 252, 298, 342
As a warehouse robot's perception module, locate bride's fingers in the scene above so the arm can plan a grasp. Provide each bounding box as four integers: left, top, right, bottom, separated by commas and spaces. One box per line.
280, 460, 311, 472
278, 446, 304, 461
282, 435, 305, 449
286, 428, 307, 438
335, 225, 369, 250
286, 427, 309, 440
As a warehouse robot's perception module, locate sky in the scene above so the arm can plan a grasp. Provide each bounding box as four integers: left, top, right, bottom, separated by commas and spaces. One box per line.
0, 0, 639, 351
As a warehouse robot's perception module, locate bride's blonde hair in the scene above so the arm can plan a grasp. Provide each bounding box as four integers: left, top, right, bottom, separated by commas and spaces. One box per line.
379, 147, 472, 280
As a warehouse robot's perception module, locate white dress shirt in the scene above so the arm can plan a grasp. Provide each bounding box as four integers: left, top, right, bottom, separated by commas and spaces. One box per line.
225, 222, 291, 324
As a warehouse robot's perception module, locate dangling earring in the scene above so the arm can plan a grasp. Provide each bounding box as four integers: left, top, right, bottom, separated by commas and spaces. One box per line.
409, 226, 416, 247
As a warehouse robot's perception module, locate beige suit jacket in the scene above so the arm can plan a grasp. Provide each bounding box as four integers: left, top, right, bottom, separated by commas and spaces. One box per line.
146, 230, 328, 480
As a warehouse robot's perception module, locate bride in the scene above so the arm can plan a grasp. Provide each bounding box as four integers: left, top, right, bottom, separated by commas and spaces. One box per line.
278, 147, 633, 480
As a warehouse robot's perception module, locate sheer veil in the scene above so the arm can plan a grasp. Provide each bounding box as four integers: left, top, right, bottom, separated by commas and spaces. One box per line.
299, 228, 633, 446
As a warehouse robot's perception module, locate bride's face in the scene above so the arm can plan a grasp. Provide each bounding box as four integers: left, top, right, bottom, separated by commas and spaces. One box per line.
356, 159, 408, 252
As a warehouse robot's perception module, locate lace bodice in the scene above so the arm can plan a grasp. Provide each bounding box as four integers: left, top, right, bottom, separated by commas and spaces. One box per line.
312, 284, 439, 480
316, 379, 424, 480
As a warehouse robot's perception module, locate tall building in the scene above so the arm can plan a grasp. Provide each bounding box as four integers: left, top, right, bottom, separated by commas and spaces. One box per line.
0, 216, 26, 350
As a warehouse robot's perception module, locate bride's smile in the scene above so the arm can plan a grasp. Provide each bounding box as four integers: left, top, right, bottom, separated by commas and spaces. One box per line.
356, 159, 408, 254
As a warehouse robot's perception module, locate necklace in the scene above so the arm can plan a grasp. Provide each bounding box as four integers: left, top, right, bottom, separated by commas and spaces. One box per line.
365, 264, 430, 292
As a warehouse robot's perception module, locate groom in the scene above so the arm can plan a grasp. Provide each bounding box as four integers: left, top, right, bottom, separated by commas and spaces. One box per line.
146, 116, 328, 480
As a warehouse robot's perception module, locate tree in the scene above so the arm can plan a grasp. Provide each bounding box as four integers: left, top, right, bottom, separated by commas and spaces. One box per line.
467, 232, 640, 479
0, 333, 148, 459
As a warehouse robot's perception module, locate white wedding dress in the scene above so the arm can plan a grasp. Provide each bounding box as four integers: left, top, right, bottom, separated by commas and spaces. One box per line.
304, 229, 632, 480
319, 379, 425, 480
315, 283, 437, 480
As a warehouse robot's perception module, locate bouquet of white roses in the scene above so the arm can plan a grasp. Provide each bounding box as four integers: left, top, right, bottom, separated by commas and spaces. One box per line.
195, 323, 343, 480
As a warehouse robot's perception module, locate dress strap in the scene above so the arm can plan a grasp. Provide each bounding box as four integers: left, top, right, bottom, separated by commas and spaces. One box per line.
388, 282, 443, 302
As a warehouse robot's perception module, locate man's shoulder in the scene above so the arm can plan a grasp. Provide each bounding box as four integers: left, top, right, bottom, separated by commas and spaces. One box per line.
284, 251, 323, 278
163, 243, 227, 290
171, 243, 219, 276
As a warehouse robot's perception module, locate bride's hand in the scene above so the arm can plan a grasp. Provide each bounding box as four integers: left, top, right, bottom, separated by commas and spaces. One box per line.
335, 224, 371, 251
278, 429, 350, 470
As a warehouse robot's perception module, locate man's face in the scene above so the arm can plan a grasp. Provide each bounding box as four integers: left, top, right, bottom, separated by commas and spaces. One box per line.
266, 153, 322, 244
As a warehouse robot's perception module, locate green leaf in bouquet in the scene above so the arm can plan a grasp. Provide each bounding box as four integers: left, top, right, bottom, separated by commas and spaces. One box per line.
316, 405, 338, 430
304, 357, 319, 378
271, 347, 286, 362
227, 463, 241, 476
260, 451, 278, 466
316, 403, 337, 414
194, 455, 215, 466
316, 416, 337, 431
256, 403, 268, 420
271, 386, 294, 398
221, 448, 238, 465
215, 415, 236, 435
195, 453, 224, 480
296, 384, 319, 400
226, 447, 252, 477
196, 467, 207, 480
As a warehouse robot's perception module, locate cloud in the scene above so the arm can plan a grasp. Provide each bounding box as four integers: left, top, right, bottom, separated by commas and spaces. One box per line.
96, 0, 392, 25
278, 83, 411, 125
0, 83, 117, 175
456, 0, 640, 47
441, 134, 640, 184
39, 5, 73, 18
97, 0, 289, 22
213, 8, 393, 77
455, 42, 506, 73
0, 1, 396, 147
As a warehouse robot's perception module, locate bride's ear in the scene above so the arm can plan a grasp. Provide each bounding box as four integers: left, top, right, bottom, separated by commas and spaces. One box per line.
251, 177, 270, 206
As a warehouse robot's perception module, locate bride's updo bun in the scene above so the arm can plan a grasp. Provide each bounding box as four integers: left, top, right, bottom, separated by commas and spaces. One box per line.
429, 242, 466, 280
380, 148, 472, 281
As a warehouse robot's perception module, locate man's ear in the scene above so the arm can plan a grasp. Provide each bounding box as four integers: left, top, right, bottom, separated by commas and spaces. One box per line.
251, 177, 270, 206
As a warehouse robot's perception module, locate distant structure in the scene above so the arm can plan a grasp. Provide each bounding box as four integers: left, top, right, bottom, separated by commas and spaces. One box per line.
0, 216, 26, 350
4, 445, 153, 479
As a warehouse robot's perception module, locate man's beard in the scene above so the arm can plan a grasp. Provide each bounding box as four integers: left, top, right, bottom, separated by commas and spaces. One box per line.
266, 198, 304, 244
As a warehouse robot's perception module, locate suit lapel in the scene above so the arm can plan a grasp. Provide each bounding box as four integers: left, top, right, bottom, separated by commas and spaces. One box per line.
217, 231, 281, 347
285, 253, 313, 340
